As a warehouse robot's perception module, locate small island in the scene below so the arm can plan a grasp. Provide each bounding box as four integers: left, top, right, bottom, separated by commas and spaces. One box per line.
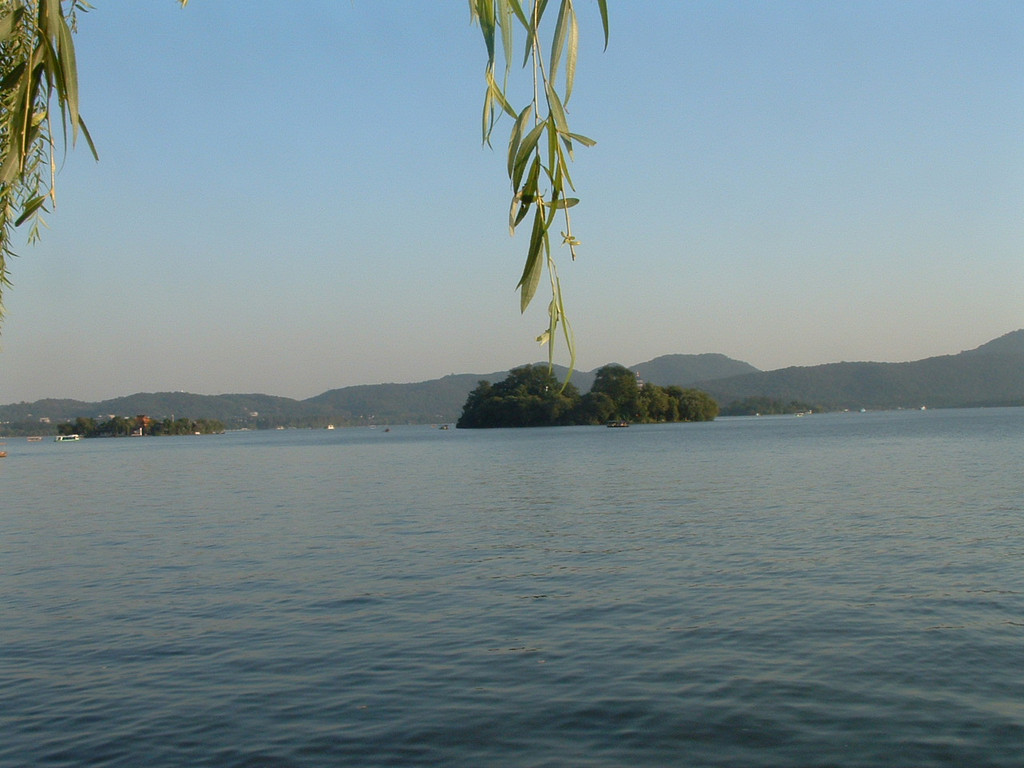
456, 364, 719, 429
57, 415, 225, 438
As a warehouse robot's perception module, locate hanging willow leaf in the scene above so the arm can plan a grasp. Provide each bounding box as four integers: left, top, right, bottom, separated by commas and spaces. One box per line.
545, 80, 570, 137
564, 131, 595, 147
471, 0, 607, 377
506, 104, 533, 179
517, 206, 546, 312
549, 0, 572, 87
511, 119, 546, 192
542, 197, 579, 210
0, 0, 191, 324
565, 4, 578, 102
596, 0, 609, 48
13, 194, 48, 226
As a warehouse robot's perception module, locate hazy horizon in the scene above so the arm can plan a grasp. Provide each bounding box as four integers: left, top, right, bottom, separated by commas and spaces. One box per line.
0, 2, 1019, 403
3, 327, 1020, 404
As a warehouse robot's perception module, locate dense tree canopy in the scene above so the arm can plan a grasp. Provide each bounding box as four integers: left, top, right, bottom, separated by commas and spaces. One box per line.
57, 414, 223, 437
457, 364, 581, 428
457, 363, 719, 428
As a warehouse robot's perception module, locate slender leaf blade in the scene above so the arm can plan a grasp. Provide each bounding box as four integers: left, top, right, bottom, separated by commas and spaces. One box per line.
517, 207, 546, 312
565, 4, 578, 103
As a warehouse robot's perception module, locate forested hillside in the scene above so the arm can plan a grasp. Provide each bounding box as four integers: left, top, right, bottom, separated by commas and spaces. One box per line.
701, 330, 1024, 410
3, 331, 1022, 433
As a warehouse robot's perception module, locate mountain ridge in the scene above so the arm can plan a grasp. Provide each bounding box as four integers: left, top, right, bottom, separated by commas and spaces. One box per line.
2, 330, 1022, 429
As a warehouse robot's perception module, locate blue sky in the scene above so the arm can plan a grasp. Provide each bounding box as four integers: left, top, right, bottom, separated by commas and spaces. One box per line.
0, 1, 1020, 402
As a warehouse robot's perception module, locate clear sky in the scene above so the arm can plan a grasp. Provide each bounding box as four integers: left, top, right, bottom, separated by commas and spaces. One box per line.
0, 1, 1020, 403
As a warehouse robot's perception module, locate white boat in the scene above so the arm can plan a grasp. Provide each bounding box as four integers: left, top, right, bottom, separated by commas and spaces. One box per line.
54, 434, 81, 442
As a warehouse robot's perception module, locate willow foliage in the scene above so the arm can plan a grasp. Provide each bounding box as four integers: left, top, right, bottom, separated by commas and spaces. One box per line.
0, 0, 607, 357
470, 0, 608, 379
0, 0, 92, 319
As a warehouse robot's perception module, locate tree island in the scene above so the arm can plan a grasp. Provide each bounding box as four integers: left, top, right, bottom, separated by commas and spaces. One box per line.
456, 364, 719, 429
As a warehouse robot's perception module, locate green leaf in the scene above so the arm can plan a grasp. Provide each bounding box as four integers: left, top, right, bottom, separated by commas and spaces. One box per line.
55, 13, 80, 139
481, 87, 494, 145
549, 0, 571, 86
517, 206, 547, 312
0, 6, 25, 40
0, 61, 27, 92
546, 116, 560, 173
555, 277, 576, 385
474, 0, 497, 65
542, 197, 579, 209
554, 137, 576, 190
511, 119, 545, 191
41, 0, 62, 39
78, 115, 98, 161
14, 195, 48, 226
522, 0, 550, 67
485, 69, 517, 119
497, 0, 514, 74
565, 4, 578, 103
564, 131, 595, 147
597, 0, 610, 49
545, 81, 569, 136
510, 155, 541, 233
506, 104, 533, 180
506, 0, 530, 30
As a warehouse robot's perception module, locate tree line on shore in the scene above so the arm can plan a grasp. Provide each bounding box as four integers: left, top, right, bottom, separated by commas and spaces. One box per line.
456, 364, 719, 429
58, 416, 225, 438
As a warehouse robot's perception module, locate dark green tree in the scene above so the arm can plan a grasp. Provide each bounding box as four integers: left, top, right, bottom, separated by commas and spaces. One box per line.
458, 364, 580, 428
675, 388, 719, 422
590, 364, 640, 421
639, 382, 672, 422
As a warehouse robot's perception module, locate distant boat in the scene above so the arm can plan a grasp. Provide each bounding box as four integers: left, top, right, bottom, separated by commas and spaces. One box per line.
438, 424, 450, 430
606, 420, 629, 428
27, 436, 43, 442
55, 434, 81, 442
326, 424, 335, 430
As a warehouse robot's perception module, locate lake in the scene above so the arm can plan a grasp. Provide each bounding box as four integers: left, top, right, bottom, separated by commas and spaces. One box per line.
2, 408, 1023, 767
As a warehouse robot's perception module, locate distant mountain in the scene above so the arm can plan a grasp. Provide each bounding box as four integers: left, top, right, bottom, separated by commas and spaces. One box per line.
303, 372, 508, 425
0, 392, 305, 432
634, 353, 759, 386
961, 328, 1024, 357
699, 330, 1024, 410
3, 332, 1023, 431
301, 354, 756, 424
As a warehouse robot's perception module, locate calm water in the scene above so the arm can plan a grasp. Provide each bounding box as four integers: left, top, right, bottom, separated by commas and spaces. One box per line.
2, 409, 1023, 767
